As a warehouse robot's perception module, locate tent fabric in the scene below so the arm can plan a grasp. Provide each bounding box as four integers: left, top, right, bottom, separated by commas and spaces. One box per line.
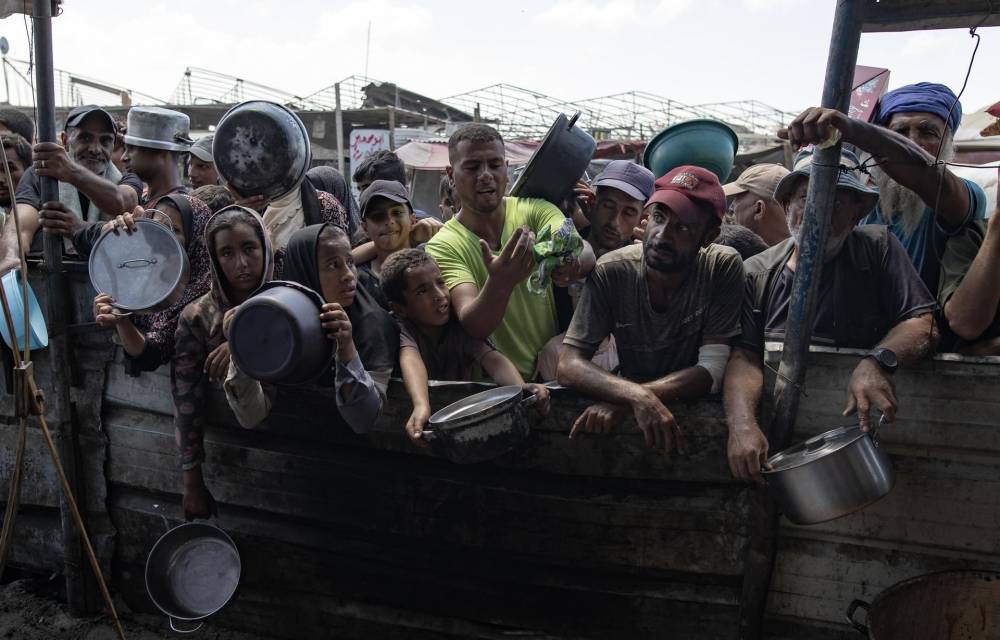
395, 140, 538, 170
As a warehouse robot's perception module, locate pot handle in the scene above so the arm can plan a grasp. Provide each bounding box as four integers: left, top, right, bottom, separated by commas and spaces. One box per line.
170, 616, 204, 634
567, 112, 581, 129
845, 599, 871, 634
420, 430, 437, 441
519, 392, 540, 409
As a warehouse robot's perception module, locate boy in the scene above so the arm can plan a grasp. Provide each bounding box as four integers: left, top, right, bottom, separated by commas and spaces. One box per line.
356, 180, 418, 309
381, 249, 550, 445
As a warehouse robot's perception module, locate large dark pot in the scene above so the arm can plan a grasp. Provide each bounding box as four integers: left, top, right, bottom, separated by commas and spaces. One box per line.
762, 422, 894, 525
213, 100, 311, 200
88, 218, 190, 313
510, 112, 596, 205
422, 385, 537, 464
846, 571, 1000, 639
228, 281, 334, 385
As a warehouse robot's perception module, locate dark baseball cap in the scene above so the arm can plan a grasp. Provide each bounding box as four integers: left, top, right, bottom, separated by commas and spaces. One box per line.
190, 135, 214, 162
646, 165, 727, 223
359, 179, 412, 218
64, 105, 117, 134
592, 160, 655, 202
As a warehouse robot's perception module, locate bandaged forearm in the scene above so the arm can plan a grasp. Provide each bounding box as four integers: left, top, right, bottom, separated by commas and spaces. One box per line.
697, 343, 731, 394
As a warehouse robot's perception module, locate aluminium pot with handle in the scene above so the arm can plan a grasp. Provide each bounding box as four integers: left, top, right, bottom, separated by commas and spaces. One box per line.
845, 570, 1000, 639
509, 112, 596, 205
422, 385, 537, 464
762, 421, 895, 525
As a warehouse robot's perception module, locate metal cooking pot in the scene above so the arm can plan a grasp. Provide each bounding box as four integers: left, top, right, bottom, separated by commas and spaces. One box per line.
762, 421, 894, 525
213, 100, 311, 200
228, 280, 334, 385
422, 385, 537, 464
846, 571, 1000, 639
88, 218, 189, 313
510, 112, 596, 205
145, 518, 241, 634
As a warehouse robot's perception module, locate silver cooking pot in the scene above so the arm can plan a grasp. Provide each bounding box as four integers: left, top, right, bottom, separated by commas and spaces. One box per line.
846, 571, 1000, 639
422, 385, 537, 464
762, 420, 894, 525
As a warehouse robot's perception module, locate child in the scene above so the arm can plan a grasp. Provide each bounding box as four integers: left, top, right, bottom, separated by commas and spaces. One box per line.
173, 205, 272, 520
355, 180, 418, 309
380, 249, 550, 446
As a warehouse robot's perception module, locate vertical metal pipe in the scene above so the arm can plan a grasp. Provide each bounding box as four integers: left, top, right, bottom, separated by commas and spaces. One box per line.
739, 2, 865, 638
31, 0, 88, 615
335, 83, 344, 174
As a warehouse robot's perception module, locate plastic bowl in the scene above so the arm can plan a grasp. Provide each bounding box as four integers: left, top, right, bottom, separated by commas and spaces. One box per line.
0, 268, 48, 351
643, 119, 739, 182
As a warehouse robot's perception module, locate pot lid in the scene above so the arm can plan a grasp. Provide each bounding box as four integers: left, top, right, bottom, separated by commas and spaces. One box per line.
765, 425, 867, 473
429, 385, 523, 427
88, 219, 189, 312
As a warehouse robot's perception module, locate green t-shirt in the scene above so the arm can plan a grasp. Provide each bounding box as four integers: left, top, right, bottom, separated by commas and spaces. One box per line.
425, 197, 568, 379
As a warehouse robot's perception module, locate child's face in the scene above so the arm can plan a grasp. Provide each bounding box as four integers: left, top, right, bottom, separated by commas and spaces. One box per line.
317, 234, 357, 308
362, 197, 414, 254
213, 222, 264, 296
399, 261, 450, 327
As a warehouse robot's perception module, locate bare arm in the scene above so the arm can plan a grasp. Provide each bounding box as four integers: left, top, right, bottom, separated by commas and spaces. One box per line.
0, 204, 39, 272
33, 142, 137, 215
480, 349, 525, 386
879, 313, 937, 366
722, 347, 770, 483
945, 213, 1000, 340
399, 346, 431, 445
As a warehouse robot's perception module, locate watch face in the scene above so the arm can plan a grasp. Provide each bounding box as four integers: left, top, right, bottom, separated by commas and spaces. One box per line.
877, 348, 898, 369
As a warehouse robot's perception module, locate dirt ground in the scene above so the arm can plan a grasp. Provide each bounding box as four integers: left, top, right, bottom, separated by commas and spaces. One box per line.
0, 578, 275, 640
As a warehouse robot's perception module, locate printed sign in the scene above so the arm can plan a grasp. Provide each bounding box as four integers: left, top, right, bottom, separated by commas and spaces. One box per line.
349, 129, 390, 199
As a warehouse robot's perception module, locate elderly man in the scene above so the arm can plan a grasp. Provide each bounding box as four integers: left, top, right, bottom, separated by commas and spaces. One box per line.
425, 123, 594, 379
849, 82, 986, 290
583, 160, 655, 257
0, 105, 142, 271
558, 166, 744, 453
188, 135, 220, 189
722, 163, 791, 246
723, 149, 938, 483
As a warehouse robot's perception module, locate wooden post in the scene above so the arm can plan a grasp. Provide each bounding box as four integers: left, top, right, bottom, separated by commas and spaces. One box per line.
738, 2, 865, 638
334, 82, 345, 174
31, 0, 90, 615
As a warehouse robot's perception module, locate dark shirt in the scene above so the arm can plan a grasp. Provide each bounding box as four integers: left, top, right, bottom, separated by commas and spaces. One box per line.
738, 226, 937, 352
15, 166, 143, 215
357, 262, 389, 310
398, 315, 496, 382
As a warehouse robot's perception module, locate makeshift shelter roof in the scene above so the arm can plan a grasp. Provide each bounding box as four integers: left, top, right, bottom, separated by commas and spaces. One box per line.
955, 104, 1000, 147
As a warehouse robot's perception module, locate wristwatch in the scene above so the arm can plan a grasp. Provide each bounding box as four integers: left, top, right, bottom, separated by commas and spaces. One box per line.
865, 347, 898, 374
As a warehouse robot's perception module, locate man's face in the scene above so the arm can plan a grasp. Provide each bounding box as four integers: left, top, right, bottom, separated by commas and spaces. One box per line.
122, 144, 163, 182
66, 114, 115, 174
728, 191, 762, 228
589, 186, 643, 253
783, 178, 864, 261
0, 146, 25, 208
886, 112, 948, 158
447, 139, 507, 214
642, 202, 712, 273
189, 156, 219, 189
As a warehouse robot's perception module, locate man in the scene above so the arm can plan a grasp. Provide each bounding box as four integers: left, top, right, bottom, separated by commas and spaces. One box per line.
856, 82, 987, 290
723, 149, 938, 483
120, 106, 192, 204
0, 105, 142, 272
722, 163, 791, 246
557, 166, 744, 453
425, 123, 594, 379
583, 160, 655, 257
0, 107, 34, 143
0, 134, 30, 214
188, 135, 220, 189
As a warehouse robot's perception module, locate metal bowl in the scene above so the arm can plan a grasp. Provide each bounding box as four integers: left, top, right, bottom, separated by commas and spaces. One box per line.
213, 101, 311, 200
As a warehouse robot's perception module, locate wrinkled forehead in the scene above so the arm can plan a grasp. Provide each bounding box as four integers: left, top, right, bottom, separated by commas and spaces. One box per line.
886, 111, 947, 132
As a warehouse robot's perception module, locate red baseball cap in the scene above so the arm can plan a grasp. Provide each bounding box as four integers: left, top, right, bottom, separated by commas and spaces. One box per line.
645, 165, 726, 223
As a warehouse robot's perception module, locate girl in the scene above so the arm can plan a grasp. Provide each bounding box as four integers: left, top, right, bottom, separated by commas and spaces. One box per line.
173, 205, 272, 520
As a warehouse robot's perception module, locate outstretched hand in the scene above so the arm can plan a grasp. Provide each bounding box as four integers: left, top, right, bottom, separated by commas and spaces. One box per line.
777, 107, 854, 151
843, 357, 897, 431
478, 225, 535, 288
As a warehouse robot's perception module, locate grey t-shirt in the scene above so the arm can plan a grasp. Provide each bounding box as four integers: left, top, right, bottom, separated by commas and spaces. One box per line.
564, 243, 745, 382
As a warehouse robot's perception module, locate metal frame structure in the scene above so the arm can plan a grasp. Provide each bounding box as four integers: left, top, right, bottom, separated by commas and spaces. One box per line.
0, 56, 165, 108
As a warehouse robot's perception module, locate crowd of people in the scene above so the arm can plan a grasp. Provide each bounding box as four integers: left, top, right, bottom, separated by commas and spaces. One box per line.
0, 79, 997, 519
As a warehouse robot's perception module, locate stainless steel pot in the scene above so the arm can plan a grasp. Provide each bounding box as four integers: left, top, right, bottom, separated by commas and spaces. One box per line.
422, 385, 537, 464
228, 280, 334, 385
510, 112, 596, 205
762, 421, 894, 525
145, 518, 241, 634
88, 218, 190, 313
846, 571, 1000, 639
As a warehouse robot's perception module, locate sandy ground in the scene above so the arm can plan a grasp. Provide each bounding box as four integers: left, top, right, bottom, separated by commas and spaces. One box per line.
0, 578, 275, 640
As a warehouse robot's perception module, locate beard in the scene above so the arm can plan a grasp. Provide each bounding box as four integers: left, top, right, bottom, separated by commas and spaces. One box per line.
865, 134, 954, 237
74, 153, 110, 176
786, 210, 851, 262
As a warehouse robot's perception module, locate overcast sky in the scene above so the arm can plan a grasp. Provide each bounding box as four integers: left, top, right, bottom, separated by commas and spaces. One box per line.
1, 0, 998, 116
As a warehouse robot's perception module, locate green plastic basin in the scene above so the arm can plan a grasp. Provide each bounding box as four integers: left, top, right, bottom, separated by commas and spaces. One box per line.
643, 119, 739, 182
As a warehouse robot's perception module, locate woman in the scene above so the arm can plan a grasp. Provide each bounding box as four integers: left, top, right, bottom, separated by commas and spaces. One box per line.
224, 223, 398, 434
173, 205, 272, 520
306, 165, 360, 237
92, 194, 212, 376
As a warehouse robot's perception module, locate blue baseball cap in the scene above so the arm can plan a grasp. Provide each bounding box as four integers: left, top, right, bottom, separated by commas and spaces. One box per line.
591, 160, 655, 202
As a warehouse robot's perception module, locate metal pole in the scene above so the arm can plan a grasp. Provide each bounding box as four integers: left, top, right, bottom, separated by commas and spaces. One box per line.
387, 107, 395, 151
739, 2, 865, 638
334, 83, 344, 174
32, 0, 89, 615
